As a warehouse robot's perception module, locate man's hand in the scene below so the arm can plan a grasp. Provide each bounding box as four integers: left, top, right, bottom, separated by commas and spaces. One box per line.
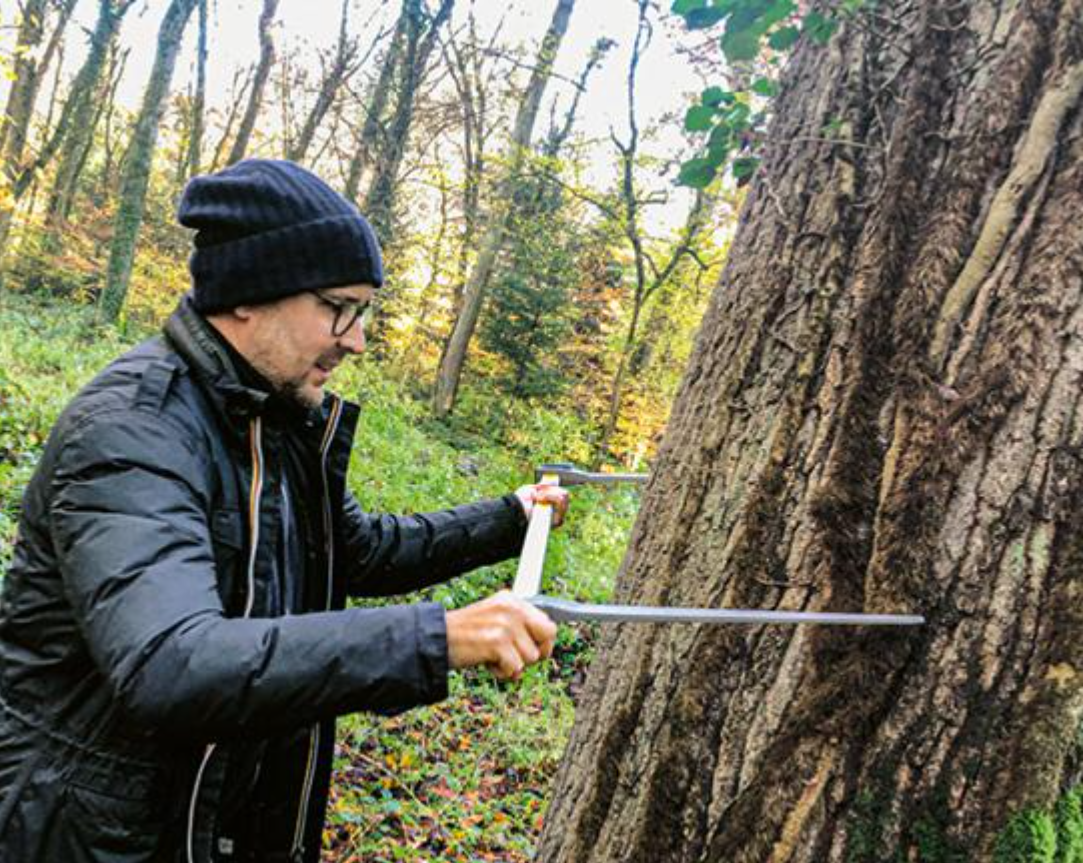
446, 591, 558, 681
514, 483, 570, 527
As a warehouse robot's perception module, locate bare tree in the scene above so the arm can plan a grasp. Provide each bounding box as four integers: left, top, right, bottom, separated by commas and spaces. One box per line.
0, 0, 77, 266
287, 0, 362, 164
41, 0, 138, 235
361, 0, 455, 242
343, 1, 412, 202
177, 0, 208, 182
99, 0, 199, 321
432, 0, 577, 417
225, 0, 280, 165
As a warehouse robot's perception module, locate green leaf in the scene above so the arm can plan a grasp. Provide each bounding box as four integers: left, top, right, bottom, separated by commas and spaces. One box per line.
684, 105, 717, 132
803, 10, 839, 43
707, 125, 731, 161
678, 158, 718, 188
701, 86, 727, 107
768, 25, 800, 50
686, 6, 728, 28
750, 77, 778, 97
761, 0, 797, 27
721, 27, 761, 62
671, 0, 707, 14
725, 102, 752, 129
732, 156, 760, 179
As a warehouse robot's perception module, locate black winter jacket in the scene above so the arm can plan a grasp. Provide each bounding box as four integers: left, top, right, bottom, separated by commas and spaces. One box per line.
0, 299, 527, 862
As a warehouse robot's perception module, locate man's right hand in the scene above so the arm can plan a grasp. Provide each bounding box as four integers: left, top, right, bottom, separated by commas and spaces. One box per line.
445, 591, 558, 681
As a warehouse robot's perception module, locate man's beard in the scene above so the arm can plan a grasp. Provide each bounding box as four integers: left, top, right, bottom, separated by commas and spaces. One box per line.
273, 376, 322, 411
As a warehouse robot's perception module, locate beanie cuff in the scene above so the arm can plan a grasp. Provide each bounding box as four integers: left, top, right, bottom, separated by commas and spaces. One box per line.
190, 215, 384, 314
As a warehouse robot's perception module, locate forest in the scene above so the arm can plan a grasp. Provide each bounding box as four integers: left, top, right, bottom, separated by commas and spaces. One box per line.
1, 0, 1082, 861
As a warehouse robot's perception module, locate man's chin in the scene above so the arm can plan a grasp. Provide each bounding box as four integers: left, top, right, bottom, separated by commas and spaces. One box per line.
275, 380, 324, 411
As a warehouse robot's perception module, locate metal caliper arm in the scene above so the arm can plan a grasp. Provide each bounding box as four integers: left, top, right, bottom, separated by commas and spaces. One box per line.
512, 463, 925, 627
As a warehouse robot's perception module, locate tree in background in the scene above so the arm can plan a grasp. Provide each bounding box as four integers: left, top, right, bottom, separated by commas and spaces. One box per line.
0, 0, 76, 266
99, 0, 198, 322
432, 0, 577, 418
175, 0, 208, 183
479, 37, 613, 403
362, 0, 454, 244
286, 0, 361, 165
225, 0, 279, 166
42, 0, 137, 238
538, 1, 1083, 859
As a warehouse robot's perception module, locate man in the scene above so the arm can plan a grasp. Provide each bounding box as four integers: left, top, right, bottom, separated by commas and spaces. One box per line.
0, 159, 566, 862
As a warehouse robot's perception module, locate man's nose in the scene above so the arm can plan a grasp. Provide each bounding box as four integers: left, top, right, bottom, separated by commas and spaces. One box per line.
337, 318, 366, 353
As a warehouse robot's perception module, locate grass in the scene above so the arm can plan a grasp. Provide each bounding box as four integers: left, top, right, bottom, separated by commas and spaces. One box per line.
0, 291, 638, 861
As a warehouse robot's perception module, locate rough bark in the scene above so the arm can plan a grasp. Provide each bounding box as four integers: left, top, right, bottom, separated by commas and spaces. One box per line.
225, 0, 279, 166
538, 1, 1083, 861
432, 0, 577, 417
99, 0, 197, 322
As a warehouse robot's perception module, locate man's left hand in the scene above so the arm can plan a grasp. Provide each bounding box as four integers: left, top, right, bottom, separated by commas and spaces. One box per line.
514, 483, 570, 527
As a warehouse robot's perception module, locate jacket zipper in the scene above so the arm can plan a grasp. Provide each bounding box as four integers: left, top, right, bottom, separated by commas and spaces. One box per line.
187, 417, 265, 863
290, 397, 343, 859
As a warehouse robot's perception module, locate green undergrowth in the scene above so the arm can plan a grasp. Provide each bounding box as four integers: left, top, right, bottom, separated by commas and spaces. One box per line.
993, 789, 1083, 863
0, 292, 638, 861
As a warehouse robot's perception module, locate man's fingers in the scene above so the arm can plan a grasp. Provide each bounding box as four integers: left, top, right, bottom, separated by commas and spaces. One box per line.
446, 592, 558, 679
522, 606, 558, 659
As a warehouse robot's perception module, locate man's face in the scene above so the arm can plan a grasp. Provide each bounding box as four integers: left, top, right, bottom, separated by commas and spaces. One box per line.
240, 283, 376, 409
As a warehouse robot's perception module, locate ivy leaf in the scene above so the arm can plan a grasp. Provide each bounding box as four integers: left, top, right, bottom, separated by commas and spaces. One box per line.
761, 0, 797, 27
685, 105, 717, 132
686, 6, 728, 28
671, 0, 707, 14
732, 156, 760, 179
803, 11, 839, 43
721, 27, 761, 62
750, 77, 778, 97
768, 25, 800, 50
678, 158, 718, 188
701, 86, 727, 107
707, 124, 731, 160
725, 102, 752, 130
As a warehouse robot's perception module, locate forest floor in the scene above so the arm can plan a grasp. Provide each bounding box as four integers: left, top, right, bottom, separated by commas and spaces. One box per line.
0, 293, 634, 862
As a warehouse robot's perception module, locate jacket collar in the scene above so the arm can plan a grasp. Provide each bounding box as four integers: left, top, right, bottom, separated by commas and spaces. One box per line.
162, 295, 360, 449
163, 293, 270, 421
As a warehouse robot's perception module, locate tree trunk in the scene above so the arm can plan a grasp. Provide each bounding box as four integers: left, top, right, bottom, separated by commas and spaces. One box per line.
0, 0, 76, 263
180, 0, 208, 181
42, 0, 134, 233
431, 0, 577, 417
225, 0, 279, 166
343, 2, 411, 203
538, 2, 1083, 861
287, 0, 354, 164
362, 0, 454, 243
99, 0, 197, 322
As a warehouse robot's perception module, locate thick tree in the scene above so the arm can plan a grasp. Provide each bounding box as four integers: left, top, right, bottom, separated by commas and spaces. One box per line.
432, 0, 577, 417
99, 0, 198, 322
538, 1, 1083, 861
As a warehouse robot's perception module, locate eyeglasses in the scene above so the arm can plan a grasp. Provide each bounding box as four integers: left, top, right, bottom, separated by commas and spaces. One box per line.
313, 291, 374, 338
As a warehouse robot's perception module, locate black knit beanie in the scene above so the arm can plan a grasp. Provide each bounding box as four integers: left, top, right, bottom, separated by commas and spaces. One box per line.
178, 159, 383, 314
